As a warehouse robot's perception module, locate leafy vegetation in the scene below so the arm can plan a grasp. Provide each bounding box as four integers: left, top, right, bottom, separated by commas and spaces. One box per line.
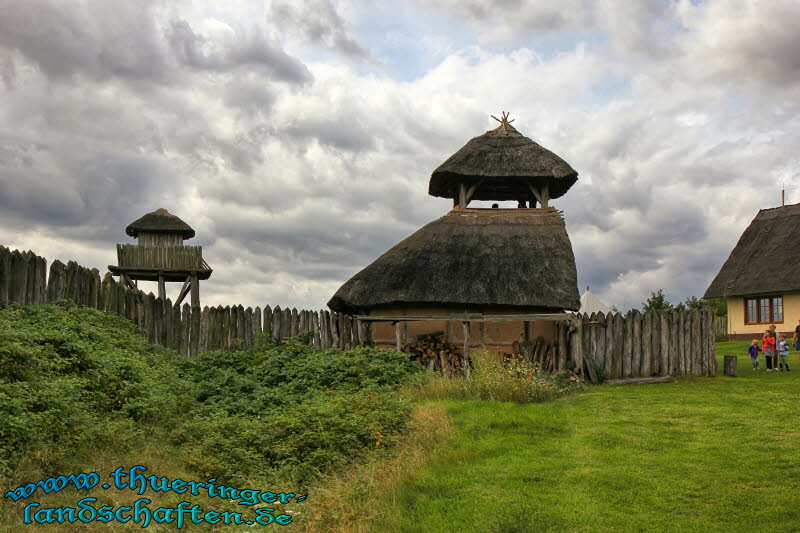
641, 289, 727, 316
0, 302, 421, 489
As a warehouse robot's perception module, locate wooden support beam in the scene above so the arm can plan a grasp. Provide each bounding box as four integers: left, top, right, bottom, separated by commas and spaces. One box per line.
464, 181, 484, 205
394, 321, 401, 352
462, 321, 470, 356
157, 274, 166, 300
527, 183, 549, 208
190, 273, 200, 307
355, 313, 574, 322
458, 183, 467, 208
174, 277, 191, 307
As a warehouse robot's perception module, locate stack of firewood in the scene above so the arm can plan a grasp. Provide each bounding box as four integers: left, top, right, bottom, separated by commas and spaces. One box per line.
518, 337, 557, 373
402, 333, 467, 376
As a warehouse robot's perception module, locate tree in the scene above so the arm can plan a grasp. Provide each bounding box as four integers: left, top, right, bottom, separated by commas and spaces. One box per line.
642, 289, 672, 313
678, 296, 726, 316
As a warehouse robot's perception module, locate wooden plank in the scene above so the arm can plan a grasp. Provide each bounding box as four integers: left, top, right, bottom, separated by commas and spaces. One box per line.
558, 320, 569, 371
272, 306, 282, 343
244, 307, 254, 347
595, 313, 606, 374
253, 306, 262, 343
631, 310, 642, 377
282, 308, 292, 341
200, 306, 209, 353
47, 260, 66, 302
603, 312, 614, 377
330, 312, 340, 349
0, 246, 9, 304
660, 311, 670, 376
190, 305, 201, 358
263, 305, 273, 342
355, 313, 574, 322
708, 309, 718, 376
692, 309, 702, 376
606, 376, 673, 386
613, 312, 624, 379
463, 321, 470, 357
181, 303, 190, 356
569, 315, 583, 375
642, 312, 652, 377
684, 308, 692, 375
699, 309, 708, 376
651, 311, 661, 376
290, 308, 299, 337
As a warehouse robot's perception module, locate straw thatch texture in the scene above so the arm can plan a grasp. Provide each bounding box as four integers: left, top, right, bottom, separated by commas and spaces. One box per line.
328, 207, 580, 314
126, 208, 196, 238
705, 203, 800, 298
429, 122, 578, 201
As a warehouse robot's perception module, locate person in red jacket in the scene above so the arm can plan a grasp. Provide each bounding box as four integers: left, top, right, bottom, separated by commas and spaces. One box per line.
763, 329, 776, 372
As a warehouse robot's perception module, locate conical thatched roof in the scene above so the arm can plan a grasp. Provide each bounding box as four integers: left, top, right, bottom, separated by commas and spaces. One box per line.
429, 115, 578, 202
705, 203, 800, 298
125, 208, 195, 239
328, 208, 580, 314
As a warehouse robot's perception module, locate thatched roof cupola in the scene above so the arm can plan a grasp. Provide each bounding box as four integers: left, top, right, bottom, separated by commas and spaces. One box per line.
126, 208, 196, 240
429, 112, 578, 207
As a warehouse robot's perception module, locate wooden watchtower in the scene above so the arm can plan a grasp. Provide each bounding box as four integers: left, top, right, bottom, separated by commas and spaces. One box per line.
109, 208, 212, 306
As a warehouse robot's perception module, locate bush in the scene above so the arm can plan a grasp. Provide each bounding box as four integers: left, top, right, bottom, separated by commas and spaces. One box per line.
0, 302, 192, 475
177, 338, 422, 485
0, 303, 422, 487
411, 351, 584, 403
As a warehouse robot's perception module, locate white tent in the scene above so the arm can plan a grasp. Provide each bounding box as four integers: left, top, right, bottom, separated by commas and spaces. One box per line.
579, 287, 612, 315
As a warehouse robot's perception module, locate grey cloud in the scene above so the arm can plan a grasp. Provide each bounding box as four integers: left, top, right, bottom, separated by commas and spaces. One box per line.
270, 0, 374, 61
0, 0, 168, 81
166, 20, 310, 84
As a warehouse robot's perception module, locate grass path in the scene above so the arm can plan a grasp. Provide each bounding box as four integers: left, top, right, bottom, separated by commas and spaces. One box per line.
368, 345, 800, 532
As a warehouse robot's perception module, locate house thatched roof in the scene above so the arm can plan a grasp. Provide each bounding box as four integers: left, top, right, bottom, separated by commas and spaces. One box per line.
328, 208, 580, 314
125, 208, 195, 239
428, 116, 578, 202
704, 203, 800, 298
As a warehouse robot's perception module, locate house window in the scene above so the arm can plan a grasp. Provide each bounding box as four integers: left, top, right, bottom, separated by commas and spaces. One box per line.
744, 296, 784, 324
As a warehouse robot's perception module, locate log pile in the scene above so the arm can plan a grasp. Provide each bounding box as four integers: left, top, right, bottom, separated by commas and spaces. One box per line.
402, 333, 467, 376
518, 338, 558, 372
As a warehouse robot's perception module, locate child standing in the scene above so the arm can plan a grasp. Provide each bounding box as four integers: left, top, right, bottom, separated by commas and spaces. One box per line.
748, 339, 760, 370
778, 334, 791, 372
763, 330, 776, 372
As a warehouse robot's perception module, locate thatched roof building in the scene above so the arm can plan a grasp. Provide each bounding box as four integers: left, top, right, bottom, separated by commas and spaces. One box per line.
126, 208, 196, 239
328, 207, 579, 315
329, 113, 581, 323
705, 203, 800, 298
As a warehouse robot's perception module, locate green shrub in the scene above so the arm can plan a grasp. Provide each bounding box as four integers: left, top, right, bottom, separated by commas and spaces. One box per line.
0, 302, 192, 475
177, 339, 422, 485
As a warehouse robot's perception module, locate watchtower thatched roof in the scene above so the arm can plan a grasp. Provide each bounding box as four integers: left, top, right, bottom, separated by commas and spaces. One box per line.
704, 203, 800, 298
428, 115, 578, 202
125, 208, 196, 239
327, 208, 580, 314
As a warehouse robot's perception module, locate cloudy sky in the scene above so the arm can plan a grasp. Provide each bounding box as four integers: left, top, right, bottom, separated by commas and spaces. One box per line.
2, 0, 799, 312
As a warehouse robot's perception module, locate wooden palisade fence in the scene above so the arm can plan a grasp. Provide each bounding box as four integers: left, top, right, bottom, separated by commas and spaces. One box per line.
562, 310, 716, 379
0, 246, 715, 377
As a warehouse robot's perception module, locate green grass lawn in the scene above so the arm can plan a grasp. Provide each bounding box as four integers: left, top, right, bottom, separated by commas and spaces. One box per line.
368, 343, 800, 532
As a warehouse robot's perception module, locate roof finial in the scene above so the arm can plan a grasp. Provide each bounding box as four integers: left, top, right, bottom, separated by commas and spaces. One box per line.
490, 111, 515, 135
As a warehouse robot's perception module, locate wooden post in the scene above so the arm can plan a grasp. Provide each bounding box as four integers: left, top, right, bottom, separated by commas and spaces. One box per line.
651, 311, 661, 376
190, 273, 199, 307
692, 309, 702, 376
723, 355, 737, 377
660, 311, 670, 376
642, 312, 652, 377
603, 312, 614, 377
158, 274, 166, 300
632, 310, 642, 377
458, 182, 467, 208
395, 321, 401, 352
462, 321, 470, 357
613, 312, 624, 379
